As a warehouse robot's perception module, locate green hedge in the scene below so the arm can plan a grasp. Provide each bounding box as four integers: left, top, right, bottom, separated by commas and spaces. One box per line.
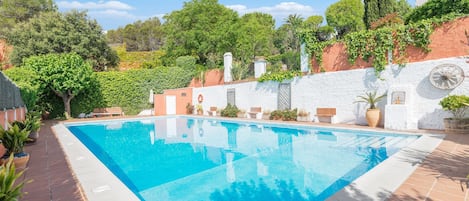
3, 68, 40, 111
70, 67, 192, 116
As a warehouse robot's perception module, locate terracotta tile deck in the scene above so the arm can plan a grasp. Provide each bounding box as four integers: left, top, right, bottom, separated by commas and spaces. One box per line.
19, 118, 469, 201
21, 120, 85, 201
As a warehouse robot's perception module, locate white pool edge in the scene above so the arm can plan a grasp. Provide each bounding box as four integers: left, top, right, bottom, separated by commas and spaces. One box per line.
327, 133, 444, 201
53, 116, 444, 201
53, 124, 140, 201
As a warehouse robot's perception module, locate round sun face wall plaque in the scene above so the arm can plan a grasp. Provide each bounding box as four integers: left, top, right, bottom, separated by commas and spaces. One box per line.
429, 64, 465, 90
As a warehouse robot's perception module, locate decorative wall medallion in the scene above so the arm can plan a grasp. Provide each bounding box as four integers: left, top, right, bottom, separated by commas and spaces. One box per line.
429, 64, 465, 89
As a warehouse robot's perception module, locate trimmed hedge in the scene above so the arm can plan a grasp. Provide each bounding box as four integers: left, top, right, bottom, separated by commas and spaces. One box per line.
3, 68, 40, 110
70, 67, 193, 116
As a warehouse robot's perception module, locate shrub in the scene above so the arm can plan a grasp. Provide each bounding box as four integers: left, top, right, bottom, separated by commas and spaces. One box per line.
439, 95, 469, 119
221, 104, 240, 118
282, 108, 298, 121
269, 108, 298, 121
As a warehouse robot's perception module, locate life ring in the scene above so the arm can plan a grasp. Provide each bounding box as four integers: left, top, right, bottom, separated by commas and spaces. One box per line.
198, 94, 204, 103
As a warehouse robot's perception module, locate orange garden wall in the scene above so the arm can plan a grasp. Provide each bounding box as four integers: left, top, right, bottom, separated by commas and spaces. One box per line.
189, 69, 224, 87
154, 88, 193, 116
0, 107, 26, 129
312, 16, 469, 73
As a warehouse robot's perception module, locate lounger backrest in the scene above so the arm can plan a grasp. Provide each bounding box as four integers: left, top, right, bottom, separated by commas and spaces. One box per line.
250, 107, 262, 113
105, 107, 123, 114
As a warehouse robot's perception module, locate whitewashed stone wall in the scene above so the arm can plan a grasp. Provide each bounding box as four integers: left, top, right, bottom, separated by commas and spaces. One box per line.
193, 57, 469, 130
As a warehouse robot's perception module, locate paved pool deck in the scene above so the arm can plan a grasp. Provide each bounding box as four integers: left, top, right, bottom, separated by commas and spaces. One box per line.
19, 118, 469, 201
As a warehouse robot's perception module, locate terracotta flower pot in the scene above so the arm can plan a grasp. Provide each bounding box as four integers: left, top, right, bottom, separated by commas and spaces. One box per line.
0, 144, 6, 157
366, 109, 381, 128
1, 153, 30, 169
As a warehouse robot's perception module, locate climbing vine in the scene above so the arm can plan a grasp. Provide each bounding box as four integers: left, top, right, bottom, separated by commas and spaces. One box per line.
302, 15, 467, 77
257, 70, 302, 82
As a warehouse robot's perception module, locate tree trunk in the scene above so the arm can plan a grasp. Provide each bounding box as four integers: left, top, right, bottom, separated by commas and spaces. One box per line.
62, 95, 72, 118
57, 89, 74, 119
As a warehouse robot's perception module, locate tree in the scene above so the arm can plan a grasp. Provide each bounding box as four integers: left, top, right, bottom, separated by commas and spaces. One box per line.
162, 0, 238, 67
0, 0, 55, 38
364, 0, 411, 29
235, 12, 275, 64
23, 53, 94, 118
7, 10, 118, 71
406, 0, 469, 23
326, 0, 365, 37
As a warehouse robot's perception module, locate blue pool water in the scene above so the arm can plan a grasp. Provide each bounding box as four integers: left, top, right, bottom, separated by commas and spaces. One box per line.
67, 116, 419, 201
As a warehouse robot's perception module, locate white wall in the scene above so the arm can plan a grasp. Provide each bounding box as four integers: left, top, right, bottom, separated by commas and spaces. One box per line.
193, 57, 469, 130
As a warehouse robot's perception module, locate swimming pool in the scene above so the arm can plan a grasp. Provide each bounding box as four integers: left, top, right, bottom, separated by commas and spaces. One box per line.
64, 116, 422, 201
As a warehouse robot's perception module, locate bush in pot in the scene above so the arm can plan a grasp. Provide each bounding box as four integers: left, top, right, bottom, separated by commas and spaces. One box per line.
439, 94, 469, 133
220, 104, 240, 118
0, 125, 30, 169
355, 91, 386, 127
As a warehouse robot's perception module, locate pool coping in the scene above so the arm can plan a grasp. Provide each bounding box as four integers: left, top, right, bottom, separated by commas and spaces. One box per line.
53, 115, 444, 201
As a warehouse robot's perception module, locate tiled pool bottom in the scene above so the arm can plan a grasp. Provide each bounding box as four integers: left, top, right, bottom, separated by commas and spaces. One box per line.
56, 116, 444, 200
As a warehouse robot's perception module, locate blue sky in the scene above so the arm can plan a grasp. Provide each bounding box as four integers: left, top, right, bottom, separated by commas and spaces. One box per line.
56, 0, 416, 31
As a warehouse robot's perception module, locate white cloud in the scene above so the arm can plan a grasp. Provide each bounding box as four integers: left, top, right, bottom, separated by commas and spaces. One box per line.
57, 1, 134, 10
88, 9, 137, 19
227, 2, 317, 22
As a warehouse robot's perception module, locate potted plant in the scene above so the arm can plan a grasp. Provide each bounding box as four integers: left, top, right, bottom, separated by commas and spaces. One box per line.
196, 104, 203, 115
0, 125, 30, 169
270, 110, 283, 120
297, 109, 311, 122
23, 111, 41, 144
439, 94, 469, 133
186, 103, 194, 114
0, 155, 28, 200
220, 104, 239, 118
355, 91, 386, 128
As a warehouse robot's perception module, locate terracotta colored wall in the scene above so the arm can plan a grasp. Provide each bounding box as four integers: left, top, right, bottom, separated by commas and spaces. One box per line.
154, 94, 166, 116
0, 111, 5, 128
153, 88, 193, 116
0, 107, 26, 129
313, 16, 469, 73
189, 69, 224, 87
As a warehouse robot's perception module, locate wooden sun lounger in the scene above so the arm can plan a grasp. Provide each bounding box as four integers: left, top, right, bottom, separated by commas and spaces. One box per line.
91, 107, 124, 117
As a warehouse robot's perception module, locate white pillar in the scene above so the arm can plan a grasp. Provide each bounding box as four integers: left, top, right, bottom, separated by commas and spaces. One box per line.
254, 58, 267, 78
224, 52, 233, 82
300, 43, 310, 73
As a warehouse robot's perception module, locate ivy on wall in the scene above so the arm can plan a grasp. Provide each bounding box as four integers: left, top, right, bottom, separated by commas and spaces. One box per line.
257, 70, 302, 82
303, 15, 467, 77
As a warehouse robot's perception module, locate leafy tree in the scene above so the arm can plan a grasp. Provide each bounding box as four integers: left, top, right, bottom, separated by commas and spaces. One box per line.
284, 14, 304, 53
302, 15, 324, 30
109, 17, 164, 51
162, 0, 238, 67
0, 0, 55, 38
235, 12, 275, 64
364, 0, 411, 29
406, 0, 469, 23
326, 0, 365, 37
7, 10, 118, 71
23, 53, 94, 118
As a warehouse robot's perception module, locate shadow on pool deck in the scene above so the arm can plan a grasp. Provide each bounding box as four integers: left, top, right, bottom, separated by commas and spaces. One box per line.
18, 118, 469, 201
